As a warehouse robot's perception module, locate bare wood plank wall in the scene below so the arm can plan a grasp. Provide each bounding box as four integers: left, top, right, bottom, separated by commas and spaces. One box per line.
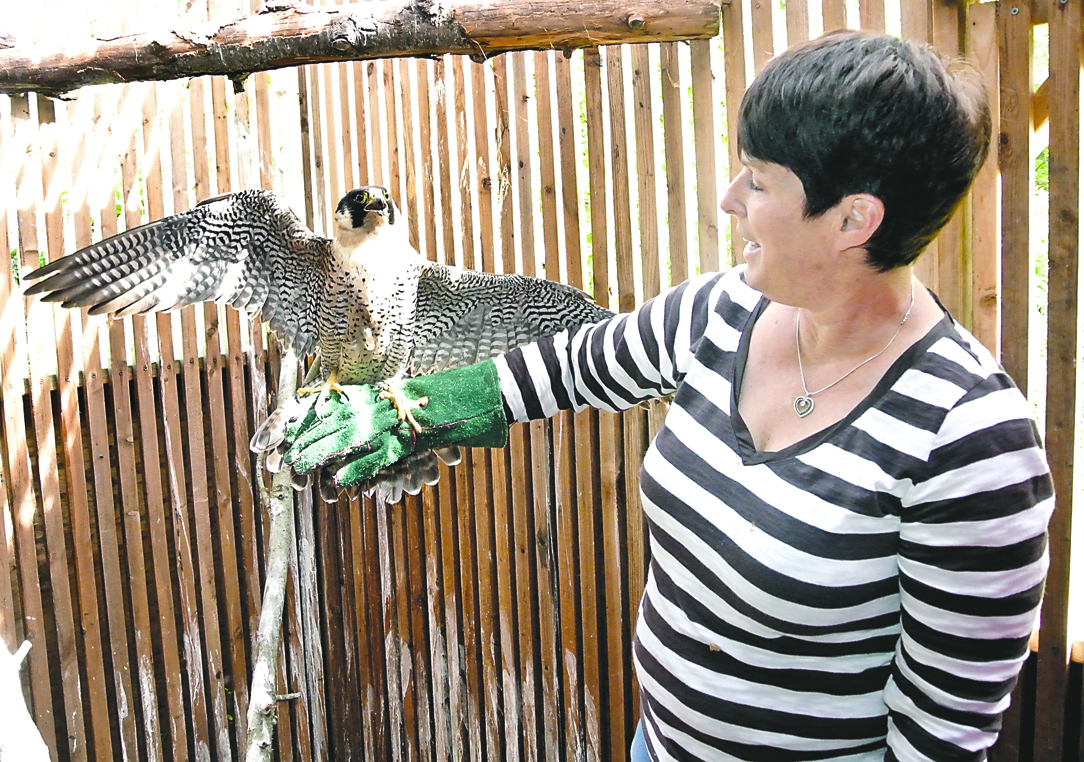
0, 0, 1080, 760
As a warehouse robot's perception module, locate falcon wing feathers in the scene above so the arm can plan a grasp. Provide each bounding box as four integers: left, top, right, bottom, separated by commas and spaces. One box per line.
407, 262, 615, 376
23, 189, 330, 357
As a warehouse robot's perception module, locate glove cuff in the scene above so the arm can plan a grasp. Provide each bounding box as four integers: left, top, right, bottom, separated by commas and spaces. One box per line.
404, 360, 509, 451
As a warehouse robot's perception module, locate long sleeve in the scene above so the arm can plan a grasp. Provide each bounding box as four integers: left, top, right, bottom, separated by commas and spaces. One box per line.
495, 270, 731, 422
885, 370, 1054, 760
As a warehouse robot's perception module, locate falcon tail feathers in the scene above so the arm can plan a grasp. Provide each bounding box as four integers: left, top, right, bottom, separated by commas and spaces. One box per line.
251, 405, 292, 453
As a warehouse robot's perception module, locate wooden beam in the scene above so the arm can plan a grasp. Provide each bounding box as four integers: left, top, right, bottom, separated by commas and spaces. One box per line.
1034, 0, 1080, 759
0, 0, 721, 97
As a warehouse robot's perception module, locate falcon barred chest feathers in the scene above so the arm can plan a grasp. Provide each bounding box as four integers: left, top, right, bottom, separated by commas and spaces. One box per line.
24, 186, 614, 501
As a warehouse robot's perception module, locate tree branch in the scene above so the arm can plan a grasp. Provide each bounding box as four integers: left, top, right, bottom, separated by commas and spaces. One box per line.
245, 349, 300, 762
0, 0, 721, 97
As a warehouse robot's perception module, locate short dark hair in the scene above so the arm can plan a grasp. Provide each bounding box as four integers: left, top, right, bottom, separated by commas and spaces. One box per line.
737, 30, 991, 271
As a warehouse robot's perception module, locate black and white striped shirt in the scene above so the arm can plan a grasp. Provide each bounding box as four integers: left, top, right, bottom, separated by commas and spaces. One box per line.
495, 267, 1053, 761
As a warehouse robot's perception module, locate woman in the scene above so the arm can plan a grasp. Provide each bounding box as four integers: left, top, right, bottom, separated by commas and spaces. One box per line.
283, 30, 1053, 761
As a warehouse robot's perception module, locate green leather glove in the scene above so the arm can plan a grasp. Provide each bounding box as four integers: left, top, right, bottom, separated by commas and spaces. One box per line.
282, 360, 509, 489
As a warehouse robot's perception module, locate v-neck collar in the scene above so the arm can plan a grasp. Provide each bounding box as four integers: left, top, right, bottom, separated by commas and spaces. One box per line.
729, 294, 955, 465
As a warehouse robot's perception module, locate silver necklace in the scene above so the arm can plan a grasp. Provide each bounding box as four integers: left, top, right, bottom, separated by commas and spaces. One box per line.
793, 282, 915, 418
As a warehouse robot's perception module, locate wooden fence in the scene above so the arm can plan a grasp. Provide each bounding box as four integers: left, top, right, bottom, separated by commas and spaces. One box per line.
0, 0, 1080, 760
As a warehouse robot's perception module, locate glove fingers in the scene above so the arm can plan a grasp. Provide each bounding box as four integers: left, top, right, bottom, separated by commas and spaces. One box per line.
331, 436, 411, 491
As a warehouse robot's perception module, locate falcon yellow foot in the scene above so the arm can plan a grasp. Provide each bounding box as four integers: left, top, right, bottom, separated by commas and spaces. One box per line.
379, 385, 429, 433
298, 370, 345, 397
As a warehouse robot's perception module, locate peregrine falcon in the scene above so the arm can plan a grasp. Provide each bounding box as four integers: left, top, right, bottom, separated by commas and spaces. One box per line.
24, 186, 614, 500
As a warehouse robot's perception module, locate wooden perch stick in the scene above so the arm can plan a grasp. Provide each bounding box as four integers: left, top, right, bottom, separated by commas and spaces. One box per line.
0, 0, 721, 97
245, 349, 300, 762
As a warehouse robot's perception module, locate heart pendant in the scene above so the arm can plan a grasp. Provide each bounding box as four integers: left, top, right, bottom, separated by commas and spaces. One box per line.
793, 395, 814, 418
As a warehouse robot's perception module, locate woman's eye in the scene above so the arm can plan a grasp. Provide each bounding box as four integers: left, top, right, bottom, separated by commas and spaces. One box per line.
747, 177, 762, 192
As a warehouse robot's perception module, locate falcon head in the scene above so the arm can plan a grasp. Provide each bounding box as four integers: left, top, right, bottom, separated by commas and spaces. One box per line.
334, 186, 399, 233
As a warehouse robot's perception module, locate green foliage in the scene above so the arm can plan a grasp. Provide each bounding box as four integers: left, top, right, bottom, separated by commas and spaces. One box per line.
1035, 146, 1049, 193
10, 248, 18, 287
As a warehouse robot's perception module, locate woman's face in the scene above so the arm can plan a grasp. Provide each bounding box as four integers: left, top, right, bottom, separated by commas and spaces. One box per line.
719, 156, 842, 304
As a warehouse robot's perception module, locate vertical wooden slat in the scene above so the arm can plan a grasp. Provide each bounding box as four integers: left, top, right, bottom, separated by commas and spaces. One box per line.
90, 110, 142, 762
607, 47, 636, 312
36, 94, 90, 762
631, 44, 660, 299
967, 3, 1000, 355
297, 488, 329, 761
347, 493, 378, 761
750, 0, 776, 73
859, 0, 886, 31
535, 51, 561, 284
582, 45, 610, 762
166, 75, 216, 762
531, 58, 566, 757
316, 499, 348, 760
113, 81, 166, 762
786, 0, 810, 44
931, 0, 965, 320
454, 451, 483, 758
383, 59, 405, 233
285, 489, 317, 762
450, 61, 482, 762
496, 52, 545, 762
544, 52, 586, 762
404, 491, 434, 762
690, 40, 719, 273
395, 64, 425, 762
901, 0, 932, 52
473, 53, 507, 762
660, 43, 691, 280
603, 44, 633, 762
822, 0, 848, 33
0, 125, 20, 655
399, 59, 422, 252
205, 0, 255, 739
434, 54, 466, 762
1034, 1, 1080, 760
628, 40, 659, 737
392, 492, 420, 762
416, 59, 439, 263
452, 57, 476, 270
436, 468, 464, 761
720, 0, 745, 266
334, 496, 365, 760
360, 492, 389, 760
554, 55, 584, 289
367, 60, 384, 188
416, 59, 451, 762
995, 0, 1031, 390
15, 90, 62, 758
187, 66, 236, 761
471, 443, 502, 760
139, 80, 192, 761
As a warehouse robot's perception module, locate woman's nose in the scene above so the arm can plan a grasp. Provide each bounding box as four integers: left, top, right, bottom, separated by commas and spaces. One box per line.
719, 174, 745, 217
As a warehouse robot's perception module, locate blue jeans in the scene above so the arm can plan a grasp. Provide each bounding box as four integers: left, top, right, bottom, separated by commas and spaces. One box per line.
630, 720, 650, 762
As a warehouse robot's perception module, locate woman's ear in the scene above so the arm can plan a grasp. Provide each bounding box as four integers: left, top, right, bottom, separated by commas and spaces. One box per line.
838, 195, 885, 249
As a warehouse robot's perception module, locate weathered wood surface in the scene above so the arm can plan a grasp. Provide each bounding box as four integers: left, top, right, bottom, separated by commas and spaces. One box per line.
0, 0, 720, 96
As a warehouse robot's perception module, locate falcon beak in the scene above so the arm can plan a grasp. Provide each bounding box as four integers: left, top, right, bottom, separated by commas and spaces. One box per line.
362, 192, 389, 214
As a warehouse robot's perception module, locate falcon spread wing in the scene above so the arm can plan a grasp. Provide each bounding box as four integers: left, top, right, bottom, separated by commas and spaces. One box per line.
23, 189, 329, 358
24, 185, 616, 503
408, 264, 614, 375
